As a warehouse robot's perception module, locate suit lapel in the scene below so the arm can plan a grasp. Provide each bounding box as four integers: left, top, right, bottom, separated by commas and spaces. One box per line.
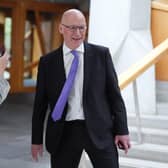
54, 46, 66, 88
83, 42, 92, 97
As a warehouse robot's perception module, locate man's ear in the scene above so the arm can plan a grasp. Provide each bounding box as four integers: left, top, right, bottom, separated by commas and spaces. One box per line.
59, 24, 63, 34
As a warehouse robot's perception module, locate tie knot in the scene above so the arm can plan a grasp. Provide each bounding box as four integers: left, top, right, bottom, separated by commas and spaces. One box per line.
71, 50, 78, 58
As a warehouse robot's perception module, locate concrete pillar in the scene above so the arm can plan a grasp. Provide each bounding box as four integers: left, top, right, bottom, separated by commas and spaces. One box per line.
88, 0, 156, 115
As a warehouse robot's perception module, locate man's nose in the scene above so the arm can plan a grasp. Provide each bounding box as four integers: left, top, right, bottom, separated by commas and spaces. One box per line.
74, 28, 81, 35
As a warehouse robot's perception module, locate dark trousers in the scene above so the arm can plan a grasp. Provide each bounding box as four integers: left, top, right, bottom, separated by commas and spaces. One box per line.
50, 120, 119, 168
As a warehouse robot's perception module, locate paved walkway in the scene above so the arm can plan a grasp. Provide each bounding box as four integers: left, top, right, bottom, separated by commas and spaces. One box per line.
0, 93, 50, 168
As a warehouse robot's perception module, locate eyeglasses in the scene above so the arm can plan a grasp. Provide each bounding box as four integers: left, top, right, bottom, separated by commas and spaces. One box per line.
62, 24, 87, 33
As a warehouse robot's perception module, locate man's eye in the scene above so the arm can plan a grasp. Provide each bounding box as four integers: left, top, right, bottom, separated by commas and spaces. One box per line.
71, 26, 77, 30
79, 27, 84, 30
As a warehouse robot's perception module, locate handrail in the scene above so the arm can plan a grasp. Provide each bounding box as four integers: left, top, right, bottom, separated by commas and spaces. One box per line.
118, 38, 168, 143
24, 60, 39, 72
152, 0, 168, 12
118, 38, 168, 90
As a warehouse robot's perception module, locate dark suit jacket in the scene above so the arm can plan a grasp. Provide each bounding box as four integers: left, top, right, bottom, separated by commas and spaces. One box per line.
32, 42, 129, 154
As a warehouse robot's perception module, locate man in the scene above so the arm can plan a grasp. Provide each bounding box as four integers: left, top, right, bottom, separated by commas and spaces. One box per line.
31, 9, 130, 168
0, 52, 10, 104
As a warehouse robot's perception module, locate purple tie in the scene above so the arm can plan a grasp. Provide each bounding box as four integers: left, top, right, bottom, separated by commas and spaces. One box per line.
51, 50, 79, 121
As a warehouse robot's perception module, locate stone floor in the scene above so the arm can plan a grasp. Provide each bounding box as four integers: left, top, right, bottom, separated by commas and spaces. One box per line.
1, 92, 168, 168
0, 93, 50, 168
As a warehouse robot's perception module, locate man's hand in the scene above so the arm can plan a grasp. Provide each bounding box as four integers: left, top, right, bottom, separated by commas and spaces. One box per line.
0, 52, 9, 76
31, 144, 43, 162
115, 135, 131, 154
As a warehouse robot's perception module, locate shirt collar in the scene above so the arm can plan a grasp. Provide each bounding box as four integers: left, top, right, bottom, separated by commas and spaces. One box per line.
63, 43, 84, 56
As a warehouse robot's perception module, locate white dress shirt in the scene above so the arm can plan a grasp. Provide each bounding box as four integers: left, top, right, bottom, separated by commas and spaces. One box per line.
63, 43, 85, 121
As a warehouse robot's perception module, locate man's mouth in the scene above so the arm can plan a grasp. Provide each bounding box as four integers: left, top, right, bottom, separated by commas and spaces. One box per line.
72, 37, 82, 41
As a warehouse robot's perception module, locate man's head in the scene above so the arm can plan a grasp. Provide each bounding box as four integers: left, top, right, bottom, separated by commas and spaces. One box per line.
59, 9, 87, 49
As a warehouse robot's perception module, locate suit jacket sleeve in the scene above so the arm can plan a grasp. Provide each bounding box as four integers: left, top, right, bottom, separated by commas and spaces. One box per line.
0, 76, 10, 104
32, 57, 48, 144
105, 49, 129, 135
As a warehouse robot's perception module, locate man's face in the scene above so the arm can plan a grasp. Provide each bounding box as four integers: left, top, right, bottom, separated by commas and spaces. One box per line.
59, 11, 87, 49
